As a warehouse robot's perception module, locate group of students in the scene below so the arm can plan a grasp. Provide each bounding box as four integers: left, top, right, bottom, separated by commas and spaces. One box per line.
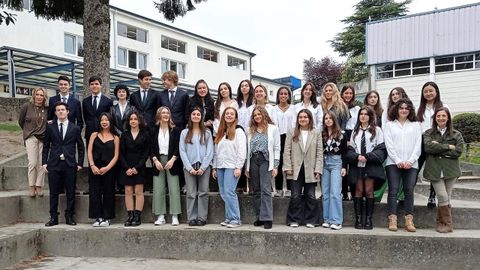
18, 69, 463, 233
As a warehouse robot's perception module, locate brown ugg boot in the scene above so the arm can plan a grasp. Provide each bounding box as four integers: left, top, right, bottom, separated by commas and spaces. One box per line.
445, 205, 453, 232
404, 214, 416, 232
436, 205, 449, 233
388, 215, 397, 232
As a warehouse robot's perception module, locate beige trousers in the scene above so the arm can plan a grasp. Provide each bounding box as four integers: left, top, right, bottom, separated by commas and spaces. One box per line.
431, 178, 457, 206
25, 136, 45, 187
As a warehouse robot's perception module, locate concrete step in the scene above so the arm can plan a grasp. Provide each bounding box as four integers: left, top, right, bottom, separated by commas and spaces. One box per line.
2, 223, 479, 270
458, 175, 480, 182
462, 170, 473, 176
416, 182, 480, 201
0, 224, 39, 269
2, 191, 480, 230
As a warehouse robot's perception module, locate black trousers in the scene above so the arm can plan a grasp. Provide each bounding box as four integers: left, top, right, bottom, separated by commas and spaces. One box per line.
48, 161, 76, 218
275, 133, 290, 190
286, 165, 317, 225
88, 162, 116, 219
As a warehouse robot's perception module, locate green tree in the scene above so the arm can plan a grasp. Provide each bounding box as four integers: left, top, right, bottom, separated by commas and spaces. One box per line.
0, 0, 206, 95
303, 56, 343, 94
330, 0, 411, 81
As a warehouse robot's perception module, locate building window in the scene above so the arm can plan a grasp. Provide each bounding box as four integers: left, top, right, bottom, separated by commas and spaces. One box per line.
435, 52, 480, 73
64, 34, 84, 57
161, 36, 186, 54
117, 22, 147, 43
161, 59, 186, 79
118, 48, 147, 69
197, 47, 218, 62
376, 59, 429, 79
227, 56, 246, 70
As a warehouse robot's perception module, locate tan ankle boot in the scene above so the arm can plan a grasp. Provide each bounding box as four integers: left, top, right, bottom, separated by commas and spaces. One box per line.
445, 205, 453, 232
405, 214, 416, 232
436, 206, 449, 233
35, 186, 44, 197
29, 186, 36, 197
388, 215, 397, 231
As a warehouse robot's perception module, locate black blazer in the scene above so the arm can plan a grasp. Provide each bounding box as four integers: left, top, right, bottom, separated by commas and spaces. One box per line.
150, 126, 181, 176
345, 142, 387, 183
82, 95, 113, 139
110, 102, 136, 135
48, 95, 83, 130
42, 121, 85, 168
129, 89, 159, 127
119, 129, 149, 173
158, 88, 189, 129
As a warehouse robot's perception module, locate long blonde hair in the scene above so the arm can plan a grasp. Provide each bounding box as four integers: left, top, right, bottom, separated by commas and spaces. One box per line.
31, 88, 48, 107
249, 106, 272, 136
155, 106, 175, 127
214, 107, 238, 144
321, 82, 348, 117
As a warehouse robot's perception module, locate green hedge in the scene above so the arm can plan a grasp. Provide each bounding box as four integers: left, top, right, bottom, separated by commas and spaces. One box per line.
453, 113, 480, 143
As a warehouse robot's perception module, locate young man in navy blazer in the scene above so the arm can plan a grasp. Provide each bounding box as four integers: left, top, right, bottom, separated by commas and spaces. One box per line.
129, 70, 159, 130
158, 70, 189, 129
43, 102, 85, 226
82, 76, 113, 146
47, 76, 83, 129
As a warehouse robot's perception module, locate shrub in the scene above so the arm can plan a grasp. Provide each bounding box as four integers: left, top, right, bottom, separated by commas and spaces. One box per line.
453, 113, 480, 143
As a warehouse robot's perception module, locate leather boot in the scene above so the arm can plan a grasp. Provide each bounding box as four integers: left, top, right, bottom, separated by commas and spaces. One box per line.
404, 214, 416, 232
388, 214, 397, 231
436, 206, 448, 233
353, 197, 363, 229
131, 210, 142, 226
364, 198, 374, 230
445, 205, 453, 232
124, 211, 134, 227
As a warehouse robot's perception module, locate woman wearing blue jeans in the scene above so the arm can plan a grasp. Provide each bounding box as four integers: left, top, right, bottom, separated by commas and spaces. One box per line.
212, 107, 247, 228
321, 112, 347, 230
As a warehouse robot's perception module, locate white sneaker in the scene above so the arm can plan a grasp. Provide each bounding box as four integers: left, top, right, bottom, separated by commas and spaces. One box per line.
306, 223, 315, 228
220, 221, 228, 226
227, 223, 241, 228
330, 224, 342, 230
171, 215, 179, 226
92, 218, 102, 227
154, 215, 166, 225
283, 190, 291, 197
289, 222, 299, 228
99, 219, 110, 227
322, 222, 330, 228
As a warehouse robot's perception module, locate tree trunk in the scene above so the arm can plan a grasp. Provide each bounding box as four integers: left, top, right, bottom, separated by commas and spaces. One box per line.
83, 0, 110, 96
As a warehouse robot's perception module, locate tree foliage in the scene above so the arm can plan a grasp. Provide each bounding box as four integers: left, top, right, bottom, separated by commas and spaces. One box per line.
303, 56, 343, 93
453, 113, 480, 143
341, 54, 368, 83
154, 0, 207, 21
0, 9, 16, 25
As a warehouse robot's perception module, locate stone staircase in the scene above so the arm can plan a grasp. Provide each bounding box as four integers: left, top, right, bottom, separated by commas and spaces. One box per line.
2, 153, 480, 269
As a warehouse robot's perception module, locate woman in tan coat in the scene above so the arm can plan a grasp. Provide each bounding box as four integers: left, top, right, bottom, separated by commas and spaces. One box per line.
283, 109, 323, 228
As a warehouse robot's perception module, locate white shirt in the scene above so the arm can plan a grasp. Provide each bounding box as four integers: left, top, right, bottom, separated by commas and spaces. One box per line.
237, 102, 250, 130
271, 105, 297, 135
157, 128, 170, 155
419, 103, 449, 132
92, 93, 102, 109
118, 101, 127, 118
294, 102, 323, 130
350, 126, 384, 154
301, 130, 309, 149
384, 120, 422, 168
140, 88, 149, 101
213, 128, 247, 169
59, 94, 69, 103
346, 106, 360, 130
381, 109, 388, 130
213, 99, 239, 135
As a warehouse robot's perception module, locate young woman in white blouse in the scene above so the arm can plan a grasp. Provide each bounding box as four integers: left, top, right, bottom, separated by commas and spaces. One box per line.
416, 81, 447, 208
213, 82, 238, 136
346, 106, 386, 230
294, 82, 323, 130
247, 84, 274, 121
384, 98, 422, 232
271, 86, 297, 197
212, 107, 247, 228
382, 87, 409, 129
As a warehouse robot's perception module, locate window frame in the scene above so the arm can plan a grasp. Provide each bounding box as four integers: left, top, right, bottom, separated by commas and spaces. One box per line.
376, 58, 430, 80
117, 22, 148, 43
161, 58, 186, 79
197, 46, 218, 62
161, 36, 187, 54
64, 33, 84, 57
227, 55, 247, 70
117, 47, 147, 70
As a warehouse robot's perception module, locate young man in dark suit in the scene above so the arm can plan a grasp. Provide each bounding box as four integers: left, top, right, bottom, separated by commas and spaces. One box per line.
82, 76, 113, 146
47, 76, 83, 129
42, 102, 85, 226
129, 70, 159, 129
158, 70, 189, 129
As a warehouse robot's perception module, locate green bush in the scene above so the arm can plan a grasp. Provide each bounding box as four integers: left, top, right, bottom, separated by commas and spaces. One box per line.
453, 113, 480, 143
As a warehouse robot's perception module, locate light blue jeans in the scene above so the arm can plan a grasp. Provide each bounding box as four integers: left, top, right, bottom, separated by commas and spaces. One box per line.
217, 168, 241, 225
321, 154, 343, 225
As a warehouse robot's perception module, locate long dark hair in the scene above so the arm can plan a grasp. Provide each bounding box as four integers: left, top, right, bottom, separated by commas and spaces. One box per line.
292, 109, 314, 142
388, 98, 417, 122
276, 86, 292, 105
353, 106, 377, 142
214, 82, 233, 118
192, 79, 214, 105
98, 112, 118, 136
236, 79, 254, 108
431, 107, 453, 136
417, 81, 444, 122
300, 82, 319, 108
341, 85, 356, 109
363, 90, 383, 118
322, 111, 342, 141
185, 107, 207, 144
125, 110, 146, 130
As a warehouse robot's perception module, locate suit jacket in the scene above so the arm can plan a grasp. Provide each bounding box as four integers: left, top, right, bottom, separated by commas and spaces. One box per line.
150, 126, 181, 176
345, 143, 387, 183
129, 89, 159, 127
283, 129, 323, 183
110, 102, 136, 135
82, 95, 113, 139
42, 121, 85, 168
48, 95, 83, 130
158, 88, 189, 129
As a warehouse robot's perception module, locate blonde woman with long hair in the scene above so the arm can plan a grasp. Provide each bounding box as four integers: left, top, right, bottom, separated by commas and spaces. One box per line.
320, 82, 350, 130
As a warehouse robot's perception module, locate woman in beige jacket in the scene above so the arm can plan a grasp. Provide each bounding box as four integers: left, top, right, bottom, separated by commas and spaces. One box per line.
283, 109, 323, 228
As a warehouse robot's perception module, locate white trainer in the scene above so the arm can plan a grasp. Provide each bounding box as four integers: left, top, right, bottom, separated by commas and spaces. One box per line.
171, 215, 179, 226
330, 224, 342, 230
99, 219, 110, 227
289, 222, 299, 228
306, 223, 315, 228
154, 215, 166, 226
322, 222, 330, 228
92, 218, 102, 227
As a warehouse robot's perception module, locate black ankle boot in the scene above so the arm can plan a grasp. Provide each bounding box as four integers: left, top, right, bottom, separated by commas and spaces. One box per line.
353, 197, 363, 229
131, 210, 142, 226
124, 210, 134, 226
364, 198, 374, 230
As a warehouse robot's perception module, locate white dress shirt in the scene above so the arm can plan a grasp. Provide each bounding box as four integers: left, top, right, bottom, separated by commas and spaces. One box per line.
346, 106, 360, 130
213, 128, 247, 169
294, 102, 323, 130
271, 105, 297, 135
384, 120, 422, 168
158, 128, 169, 155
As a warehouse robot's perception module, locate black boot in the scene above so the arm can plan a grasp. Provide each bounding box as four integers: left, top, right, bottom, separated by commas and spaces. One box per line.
131, 210, 142, 226
427, 184, 437, 208
353, 197, 363, 229
364, 198, 374, 230
124, 210, 134, 227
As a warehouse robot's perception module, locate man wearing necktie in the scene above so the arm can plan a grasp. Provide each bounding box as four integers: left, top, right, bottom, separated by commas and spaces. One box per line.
129, 70, 159, 130
42, 102, 85, 226
47, 76, 83, 130
159, 70, 189, 129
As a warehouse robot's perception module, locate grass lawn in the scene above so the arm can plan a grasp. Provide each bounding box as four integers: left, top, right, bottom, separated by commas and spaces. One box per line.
0, 122, 21, 132
461, 143, 480, 164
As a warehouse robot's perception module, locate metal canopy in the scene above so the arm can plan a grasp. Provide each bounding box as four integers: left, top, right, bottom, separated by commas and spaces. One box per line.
0, 46, 170, 98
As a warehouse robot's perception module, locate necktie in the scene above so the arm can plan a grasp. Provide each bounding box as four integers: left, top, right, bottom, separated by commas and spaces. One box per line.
360, 129, 367, 156
93, 95, 98, 111
59, 123, 64, 140
169, 90, 174, 104
61, 96, 66, 103
142, 90, 147, 104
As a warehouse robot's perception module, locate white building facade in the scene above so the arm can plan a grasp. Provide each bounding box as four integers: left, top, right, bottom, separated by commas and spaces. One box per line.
366, 3, 480, 114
